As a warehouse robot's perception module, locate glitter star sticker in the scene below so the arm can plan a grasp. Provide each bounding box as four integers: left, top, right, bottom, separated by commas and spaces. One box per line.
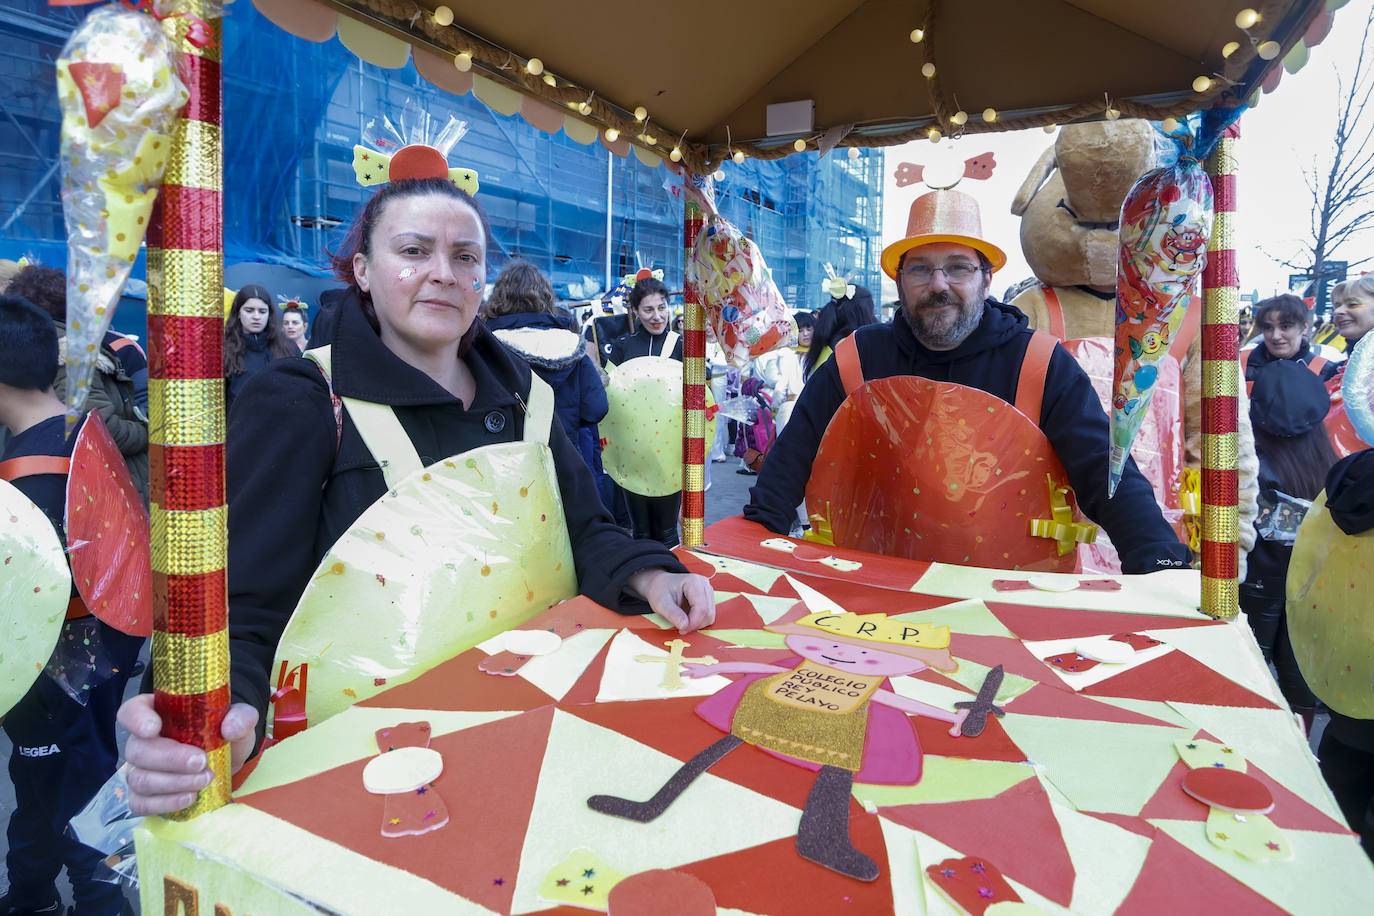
582, 868, 596, 878
556, 879, 569, 887
582, 885, 595, 895
1266, 841, 1281, 851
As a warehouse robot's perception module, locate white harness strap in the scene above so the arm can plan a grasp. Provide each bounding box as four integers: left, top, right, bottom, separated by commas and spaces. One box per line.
305, 346, 555, 490
660, 331, 680, 359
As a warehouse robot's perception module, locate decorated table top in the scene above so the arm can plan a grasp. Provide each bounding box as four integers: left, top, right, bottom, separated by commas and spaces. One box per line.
137, 517, 1374, 915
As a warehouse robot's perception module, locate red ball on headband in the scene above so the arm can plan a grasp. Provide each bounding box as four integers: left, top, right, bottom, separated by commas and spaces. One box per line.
388, 144, 451, 182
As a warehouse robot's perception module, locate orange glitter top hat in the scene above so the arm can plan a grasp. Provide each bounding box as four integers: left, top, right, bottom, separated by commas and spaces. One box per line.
880, 188, 1007, 279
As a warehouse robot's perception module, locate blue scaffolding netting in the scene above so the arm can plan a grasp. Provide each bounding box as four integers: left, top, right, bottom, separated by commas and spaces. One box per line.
0, 0, 884, 336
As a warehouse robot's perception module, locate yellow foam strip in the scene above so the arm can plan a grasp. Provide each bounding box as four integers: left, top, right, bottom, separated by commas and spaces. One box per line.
152, 629, 229, 696
136, 804, 468, 913
150, 503, 228, 576
148, 378, 226, 447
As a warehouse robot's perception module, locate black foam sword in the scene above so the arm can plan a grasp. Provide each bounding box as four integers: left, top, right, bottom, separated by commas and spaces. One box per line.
955, 664, 1007, 736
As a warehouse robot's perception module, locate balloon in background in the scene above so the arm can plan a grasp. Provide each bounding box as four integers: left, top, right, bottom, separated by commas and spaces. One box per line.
1340, 332, 1374, 448
1109, 155, 1213, 495
56, 6, 187, 430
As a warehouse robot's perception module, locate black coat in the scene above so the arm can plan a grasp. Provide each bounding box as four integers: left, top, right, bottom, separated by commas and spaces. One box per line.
609, 326, 683, 364
1243, 340, 1340, 383
225, 293, 684, 731
484, 311, 609, 443
744, 301, 1189, 574
225, 331, 280, 410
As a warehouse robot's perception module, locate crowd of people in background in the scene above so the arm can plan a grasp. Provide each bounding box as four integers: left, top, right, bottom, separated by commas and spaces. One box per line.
2, 242, 1373, 909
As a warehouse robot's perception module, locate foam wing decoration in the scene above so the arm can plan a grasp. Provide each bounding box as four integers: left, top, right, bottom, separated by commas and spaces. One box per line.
0, 480, 71, 718
350, 144, 479, 196
270, 441, 576, 731
602, 356, 718, 496
66, 413, 151, 636
688, 215, 792, 368
1286, 490, 1374, 717
1109, 155, 1213, 495
56, 5, 187, 431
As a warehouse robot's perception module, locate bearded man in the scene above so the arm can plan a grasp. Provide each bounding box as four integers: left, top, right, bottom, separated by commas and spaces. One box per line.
743, 188, 1189, 574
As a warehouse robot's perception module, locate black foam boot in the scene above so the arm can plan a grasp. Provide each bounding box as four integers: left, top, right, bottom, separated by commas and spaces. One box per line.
796, 765, 879, 882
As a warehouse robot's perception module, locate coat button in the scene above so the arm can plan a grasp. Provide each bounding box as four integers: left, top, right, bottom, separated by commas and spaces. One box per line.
484, 411, 506, 433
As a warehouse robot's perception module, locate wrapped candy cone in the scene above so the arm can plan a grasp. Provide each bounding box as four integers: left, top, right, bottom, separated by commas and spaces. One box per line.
687, 215, 792, 368
1109, 155, 1213, 494
56, 5, 187, 429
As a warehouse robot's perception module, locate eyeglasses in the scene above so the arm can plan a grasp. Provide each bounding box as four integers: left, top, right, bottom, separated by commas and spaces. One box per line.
899, 262, 983, 284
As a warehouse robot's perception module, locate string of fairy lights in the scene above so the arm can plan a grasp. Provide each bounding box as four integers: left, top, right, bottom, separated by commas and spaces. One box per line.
360, 1, 1319, 170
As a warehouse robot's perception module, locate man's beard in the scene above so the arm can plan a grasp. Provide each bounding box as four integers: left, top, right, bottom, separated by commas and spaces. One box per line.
903, 288, 983, 349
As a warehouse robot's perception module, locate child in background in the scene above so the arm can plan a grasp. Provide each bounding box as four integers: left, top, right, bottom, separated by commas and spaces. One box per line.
0, 295, 143, 916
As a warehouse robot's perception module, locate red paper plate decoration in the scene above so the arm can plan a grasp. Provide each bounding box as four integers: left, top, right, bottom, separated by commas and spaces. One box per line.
806, 377, 1085, 572
1182, 766, 1275, 815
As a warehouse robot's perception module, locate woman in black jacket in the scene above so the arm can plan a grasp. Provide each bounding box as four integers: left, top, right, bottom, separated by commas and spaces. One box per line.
1242, 359, 1339, 730
223, 284, 297, 409
120, 178, 714, 815
483, 260, 609, 477
607, 278, 684, 545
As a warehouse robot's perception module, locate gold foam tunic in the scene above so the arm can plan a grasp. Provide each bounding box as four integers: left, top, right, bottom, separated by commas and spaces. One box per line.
731, 662, 883, 771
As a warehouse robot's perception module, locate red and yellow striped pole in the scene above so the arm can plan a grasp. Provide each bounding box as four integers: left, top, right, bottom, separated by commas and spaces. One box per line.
147, 0, 231, 817
1200, 125, 1241, 619
681, 184, 708, 547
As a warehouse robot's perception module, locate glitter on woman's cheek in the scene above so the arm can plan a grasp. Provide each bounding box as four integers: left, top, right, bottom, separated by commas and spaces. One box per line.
397, 268, 415, 280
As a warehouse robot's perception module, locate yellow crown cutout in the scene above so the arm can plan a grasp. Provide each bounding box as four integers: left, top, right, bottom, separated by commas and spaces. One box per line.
796, 612, 950, 650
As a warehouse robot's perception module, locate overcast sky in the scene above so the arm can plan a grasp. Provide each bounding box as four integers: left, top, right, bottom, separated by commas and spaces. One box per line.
879, 0, 1374, 305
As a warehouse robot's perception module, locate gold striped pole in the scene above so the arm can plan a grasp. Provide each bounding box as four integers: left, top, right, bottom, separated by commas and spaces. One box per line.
681, 181, 708, 547
147, 0, 231, 817
1200, 125, 1241, 619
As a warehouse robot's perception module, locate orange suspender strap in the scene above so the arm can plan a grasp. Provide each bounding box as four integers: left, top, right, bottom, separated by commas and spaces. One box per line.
1240, 348, 1255, 395
835, 334, 865, 396
1015, 330, 1058, 427
1308, 355, 1329, 376
1040, 287, 1067, 340
0, 455, 71, 481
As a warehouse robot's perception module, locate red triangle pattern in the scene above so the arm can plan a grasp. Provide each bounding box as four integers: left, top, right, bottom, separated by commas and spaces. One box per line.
880, 779, 1075, 906
911, 708, 1026, 763
710, 594, 766, 629
552, 634, 616, 707
358, 647, 555, 712
238, 706, 557, 911
776, 567, 959, 615
701, 515, 933, 591
1080, 650, 1280, 709
986, 601, 1222, 642
675, 804, 898, 913
1004, 684, 1178, 727
1114, 831, 1287, 915
951, 633, 1061, 685
1083, 811, 1158, 839
1139, 759, 1354, 835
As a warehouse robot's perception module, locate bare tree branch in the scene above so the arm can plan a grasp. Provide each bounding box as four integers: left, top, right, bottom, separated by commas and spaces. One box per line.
1266, 4, 1374, 312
